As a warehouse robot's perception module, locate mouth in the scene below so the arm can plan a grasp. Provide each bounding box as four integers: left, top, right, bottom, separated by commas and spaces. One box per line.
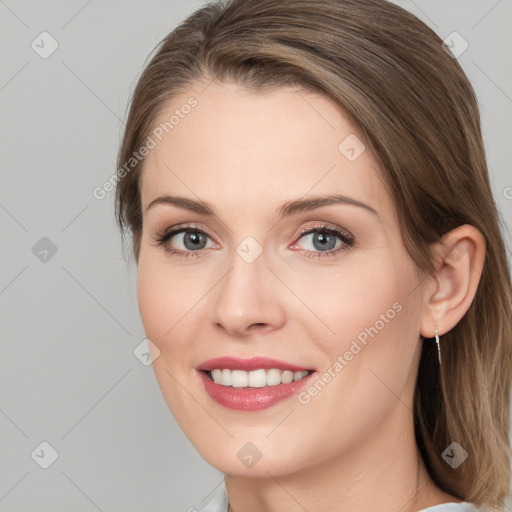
196, 357, 316, 411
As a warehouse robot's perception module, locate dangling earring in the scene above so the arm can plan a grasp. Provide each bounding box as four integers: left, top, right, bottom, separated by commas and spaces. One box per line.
434, 324, 441, 365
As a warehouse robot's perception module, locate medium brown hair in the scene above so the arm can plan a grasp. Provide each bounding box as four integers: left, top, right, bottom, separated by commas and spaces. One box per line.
115, 0, 512, 507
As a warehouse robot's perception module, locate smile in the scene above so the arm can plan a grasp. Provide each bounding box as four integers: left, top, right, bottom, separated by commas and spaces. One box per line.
197, 357, 316, 411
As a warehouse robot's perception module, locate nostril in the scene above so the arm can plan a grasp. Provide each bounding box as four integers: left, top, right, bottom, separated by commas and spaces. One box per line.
249, 323, 267, 330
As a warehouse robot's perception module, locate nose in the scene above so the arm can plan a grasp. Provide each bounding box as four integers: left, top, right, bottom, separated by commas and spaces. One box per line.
211, 249, 286, 338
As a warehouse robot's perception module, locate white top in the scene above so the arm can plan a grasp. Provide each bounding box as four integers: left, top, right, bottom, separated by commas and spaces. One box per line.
201, 482, 481, 512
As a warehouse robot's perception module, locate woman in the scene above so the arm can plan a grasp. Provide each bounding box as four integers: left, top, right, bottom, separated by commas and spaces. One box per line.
115, 0, 512, 510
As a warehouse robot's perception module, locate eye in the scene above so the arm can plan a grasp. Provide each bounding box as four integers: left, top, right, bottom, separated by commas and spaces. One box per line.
290, 223, 355, 259
152, 222, 355, 260
152, 223, 216, 258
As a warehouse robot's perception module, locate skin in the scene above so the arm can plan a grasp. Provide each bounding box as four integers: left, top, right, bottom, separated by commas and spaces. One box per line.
136, 80, 486, 512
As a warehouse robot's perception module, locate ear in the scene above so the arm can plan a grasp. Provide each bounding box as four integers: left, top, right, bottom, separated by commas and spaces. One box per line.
419, 224, 486, 338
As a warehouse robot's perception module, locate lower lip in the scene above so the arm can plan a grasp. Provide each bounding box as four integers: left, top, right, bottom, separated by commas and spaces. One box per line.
198, 371, 315, 411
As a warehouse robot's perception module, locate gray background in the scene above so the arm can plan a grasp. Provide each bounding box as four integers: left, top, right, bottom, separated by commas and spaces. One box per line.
0, 0, 511, 510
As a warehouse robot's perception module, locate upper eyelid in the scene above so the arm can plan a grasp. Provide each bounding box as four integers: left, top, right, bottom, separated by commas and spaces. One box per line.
297, 223, 352, 236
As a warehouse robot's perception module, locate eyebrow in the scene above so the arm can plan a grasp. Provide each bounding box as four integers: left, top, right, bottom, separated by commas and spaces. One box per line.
144, 193, 378, 218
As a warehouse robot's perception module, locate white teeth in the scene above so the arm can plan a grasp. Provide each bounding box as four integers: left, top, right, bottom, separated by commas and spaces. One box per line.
221, 368, 231, 386
266, 368, 282, 386
211, 369, 222, 384
207, 368, 309, 387
248, 369, 267, 388
281, 370, 294, 384
231, 370, 248, 388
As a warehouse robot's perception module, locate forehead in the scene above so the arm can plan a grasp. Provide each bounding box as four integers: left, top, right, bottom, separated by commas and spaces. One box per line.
140, 81, 391, 217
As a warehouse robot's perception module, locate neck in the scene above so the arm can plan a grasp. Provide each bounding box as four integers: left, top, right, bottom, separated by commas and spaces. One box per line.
225, 402, 456, 512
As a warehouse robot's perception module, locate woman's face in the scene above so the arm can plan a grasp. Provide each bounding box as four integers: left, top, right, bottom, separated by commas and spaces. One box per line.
137, 80, 428, 477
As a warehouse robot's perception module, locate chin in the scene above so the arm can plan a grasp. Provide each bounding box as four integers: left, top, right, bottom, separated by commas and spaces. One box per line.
191, 435, 313, 478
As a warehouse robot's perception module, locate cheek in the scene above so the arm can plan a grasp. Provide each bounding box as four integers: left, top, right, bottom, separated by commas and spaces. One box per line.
300, 254, 416, 347
303, 253, 422, 395
136, 260, 200, 425
136, 257, 204, 370
287, 265, 422, 464
137, 263, 169, 343
136, 257, 189, 354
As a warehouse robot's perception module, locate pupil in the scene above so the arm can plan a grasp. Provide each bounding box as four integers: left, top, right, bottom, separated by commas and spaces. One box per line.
184, 231, 205, 250
314, 232, 335, 251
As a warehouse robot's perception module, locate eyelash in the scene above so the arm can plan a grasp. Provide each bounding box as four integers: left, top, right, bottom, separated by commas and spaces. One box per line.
152, 222, 355, 260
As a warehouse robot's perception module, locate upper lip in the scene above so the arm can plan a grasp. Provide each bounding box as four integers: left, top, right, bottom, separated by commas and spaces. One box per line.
197, 356, 313, 372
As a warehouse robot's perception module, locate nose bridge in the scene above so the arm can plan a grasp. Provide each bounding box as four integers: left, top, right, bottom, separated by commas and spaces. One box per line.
211, 238, 285, 336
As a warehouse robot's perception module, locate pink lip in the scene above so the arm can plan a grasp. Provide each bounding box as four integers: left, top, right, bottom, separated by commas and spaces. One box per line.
197, 356, 312, 372
196, 357, 315, 411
